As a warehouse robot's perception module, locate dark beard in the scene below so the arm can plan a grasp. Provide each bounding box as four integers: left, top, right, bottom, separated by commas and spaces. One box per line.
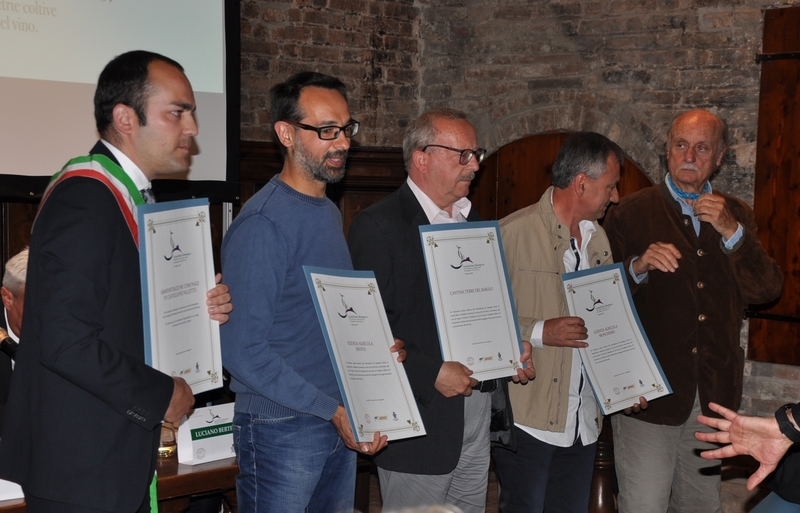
296, 142, 347, 184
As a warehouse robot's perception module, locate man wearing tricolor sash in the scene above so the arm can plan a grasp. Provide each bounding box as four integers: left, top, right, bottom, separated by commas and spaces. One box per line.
0, 51, 232, 513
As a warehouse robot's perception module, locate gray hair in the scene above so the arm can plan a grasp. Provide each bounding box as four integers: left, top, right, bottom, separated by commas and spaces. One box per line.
552, 132, 625, 189
402, 108, 470, 172
2, 248, 28, 295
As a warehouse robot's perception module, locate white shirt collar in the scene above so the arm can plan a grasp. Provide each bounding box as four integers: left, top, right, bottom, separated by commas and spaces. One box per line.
100, 140, 151, 192
549, 189, 596, 271
406, 177, 472, 225
3, 308, 18, 343
4, 307, 18, 370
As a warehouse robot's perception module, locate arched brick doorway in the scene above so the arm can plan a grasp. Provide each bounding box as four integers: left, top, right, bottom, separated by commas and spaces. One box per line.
469, 132, 653, 221
468, 132, 653, 513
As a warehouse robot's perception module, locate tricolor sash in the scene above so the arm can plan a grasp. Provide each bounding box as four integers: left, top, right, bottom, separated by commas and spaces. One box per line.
37, 154, 145, 248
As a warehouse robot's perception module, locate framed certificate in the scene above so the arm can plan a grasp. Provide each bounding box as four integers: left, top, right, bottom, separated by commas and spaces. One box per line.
138, 199, 222, 395
562, 263, 672, 414
304, 266, 425, 443
419, 221, 525, 381
0, 479, 23, 501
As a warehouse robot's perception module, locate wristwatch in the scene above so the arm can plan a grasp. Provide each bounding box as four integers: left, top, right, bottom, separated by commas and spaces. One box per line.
775, 403, 800, 445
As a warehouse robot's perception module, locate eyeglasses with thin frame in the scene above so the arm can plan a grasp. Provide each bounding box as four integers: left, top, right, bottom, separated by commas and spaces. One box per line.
422, 144, 487, 165
283, 120, 360, 140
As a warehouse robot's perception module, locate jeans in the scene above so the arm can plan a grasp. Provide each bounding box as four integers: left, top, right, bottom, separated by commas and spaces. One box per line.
232, 411, 355, 513
752, 493, 800, 513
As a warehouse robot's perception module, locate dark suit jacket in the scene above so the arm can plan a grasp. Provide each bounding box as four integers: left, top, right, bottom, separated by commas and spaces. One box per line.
348, 182, 481, 475
0, 142, 175, 511
0, 312, 11, 429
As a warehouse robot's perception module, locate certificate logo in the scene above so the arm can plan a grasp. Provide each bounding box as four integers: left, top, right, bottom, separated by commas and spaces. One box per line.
163, 231, 183, 261
450, 245, 474, 269
584, 290, 612, 313
195, 408, 231, 426
338, 294, 357, 318
585, 290, 604, 312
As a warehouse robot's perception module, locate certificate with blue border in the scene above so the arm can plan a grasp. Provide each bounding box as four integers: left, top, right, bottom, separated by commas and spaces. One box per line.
138, 199, 222, 395
419, 221, 525, 381
562, 263, 672, 414
304, 266, 425, 443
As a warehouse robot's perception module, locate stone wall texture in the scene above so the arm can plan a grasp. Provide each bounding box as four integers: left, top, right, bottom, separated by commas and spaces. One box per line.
240, 0, 799, 418
241, 0, 421, 145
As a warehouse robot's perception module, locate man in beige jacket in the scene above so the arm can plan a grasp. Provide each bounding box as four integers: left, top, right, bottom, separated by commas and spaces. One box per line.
492, 132, 644, 513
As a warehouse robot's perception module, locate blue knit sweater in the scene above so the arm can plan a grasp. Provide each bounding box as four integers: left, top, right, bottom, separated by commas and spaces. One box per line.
221, 176, 351, 420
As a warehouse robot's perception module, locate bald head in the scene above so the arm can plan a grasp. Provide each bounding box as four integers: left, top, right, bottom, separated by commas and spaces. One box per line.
668, 110, 728, 154
666, 109, 729, 195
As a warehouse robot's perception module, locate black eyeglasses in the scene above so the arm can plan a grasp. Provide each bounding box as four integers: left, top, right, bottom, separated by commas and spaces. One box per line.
284, 120, 360, 140
422, 144, 487, 165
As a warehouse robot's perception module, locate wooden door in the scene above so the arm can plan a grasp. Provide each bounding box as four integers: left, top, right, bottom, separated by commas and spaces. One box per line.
469, 132, 652, 221
747, 7, 800, 365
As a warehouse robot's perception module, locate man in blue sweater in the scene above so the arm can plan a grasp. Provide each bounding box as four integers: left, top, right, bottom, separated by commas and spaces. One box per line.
221, 72, 392, 513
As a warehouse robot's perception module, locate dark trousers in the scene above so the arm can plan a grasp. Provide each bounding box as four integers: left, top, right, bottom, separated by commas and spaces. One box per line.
492, 426, 597, 513
25, 492, 150, 513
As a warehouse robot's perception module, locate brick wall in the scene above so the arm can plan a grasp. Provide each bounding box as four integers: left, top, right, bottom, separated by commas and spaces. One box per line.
418, 0, 770, 199
240, 0, 799, 418
240, 0, 420, 145
416, 0, 799, 418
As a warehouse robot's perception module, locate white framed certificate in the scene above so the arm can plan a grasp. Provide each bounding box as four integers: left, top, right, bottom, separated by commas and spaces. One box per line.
304, 266, 425, 443
419, 221, 525, 381
138, 199, 222, 395
562, 263, 672, 414
0, 479, 23, 501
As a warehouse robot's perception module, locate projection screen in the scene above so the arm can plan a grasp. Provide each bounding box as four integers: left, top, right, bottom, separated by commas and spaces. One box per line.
0, 0, 235, 183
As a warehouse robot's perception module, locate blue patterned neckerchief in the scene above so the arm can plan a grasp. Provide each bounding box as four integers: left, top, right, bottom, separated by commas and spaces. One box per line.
666, 173, 710, 201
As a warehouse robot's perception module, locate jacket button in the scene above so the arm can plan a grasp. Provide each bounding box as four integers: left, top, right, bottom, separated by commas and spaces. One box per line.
698, 314, 707, 322
697, 249, 705, 257
603, 251, 609, 256
697, 281, 705, 289
553, 378, 558, 382
692, 347, 698, 354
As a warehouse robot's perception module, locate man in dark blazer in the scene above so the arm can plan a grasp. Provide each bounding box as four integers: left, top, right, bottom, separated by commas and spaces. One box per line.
0, 51, 231, 513
0, 248, 27, 430
348, 109, 534, 513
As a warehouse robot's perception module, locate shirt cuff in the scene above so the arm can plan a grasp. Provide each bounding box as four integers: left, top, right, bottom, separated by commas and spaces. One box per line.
722, 223, 744, 250
629, 257, 647, 284
531, 320, 545, 349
